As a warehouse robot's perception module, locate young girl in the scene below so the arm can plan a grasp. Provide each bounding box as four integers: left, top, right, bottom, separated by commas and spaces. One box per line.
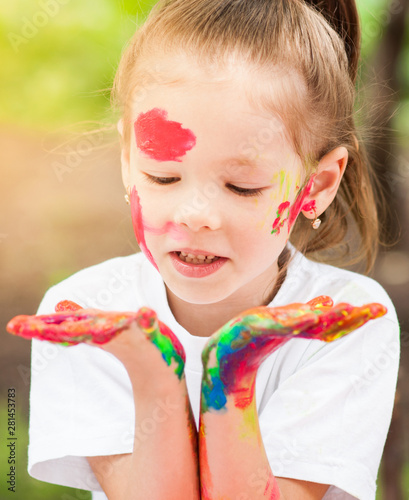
15, 0, 400, 498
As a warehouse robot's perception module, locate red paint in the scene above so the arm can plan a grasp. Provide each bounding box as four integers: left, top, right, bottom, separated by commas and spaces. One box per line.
130, 187, 189, 269
7, 308, 137, 345
271, 201, 290, 235
170, 252, 228, 278
271, 177, 316, 236
55, 300, 82, 312
130, 186, 159, 271
287, 176, 315, 231
267, 474, 281, 499
301, 199, 316, 213
134, 108, 196, 162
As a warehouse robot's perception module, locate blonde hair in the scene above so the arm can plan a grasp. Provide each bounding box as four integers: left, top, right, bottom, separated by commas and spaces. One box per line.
111, 0, 383, 272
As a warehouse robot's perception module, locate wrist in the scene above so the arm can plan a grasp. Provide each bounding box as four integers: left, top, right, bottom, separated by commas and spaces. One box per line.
201, 366, 257, 413
129, 362, 187, 400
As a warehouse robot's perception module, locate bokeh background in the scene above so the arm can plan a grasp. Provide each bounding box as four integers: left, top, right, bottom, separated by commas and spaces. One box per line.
0, 0, 408, 498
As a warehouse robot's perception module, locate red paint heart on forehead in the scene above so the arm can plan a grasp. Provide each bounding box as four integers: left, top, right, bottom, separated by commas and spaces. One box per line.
134, 108, 196, 162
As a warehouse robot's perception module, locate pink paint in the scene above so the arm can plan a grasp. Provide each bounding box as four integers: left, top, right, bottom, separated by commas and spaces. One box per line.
265, 472, 281, 499
146, 221, 187, 241
134, 108, 196, 162
130, 186, 189, 269
287, 176, 315, 231
301, 199, 316, 213
271, 177, 316, 236
271, 201, 290, 235
130, 186, 159, 271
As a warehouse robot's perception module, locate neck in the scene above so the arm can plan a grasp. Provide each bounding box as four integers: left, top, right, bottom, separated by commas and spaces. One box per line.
165, 249, 289, 337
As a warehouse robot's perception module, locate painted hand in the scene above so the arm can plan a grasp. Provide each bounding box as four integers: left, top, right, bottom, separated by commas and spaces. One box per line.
201, 295, 387, 412
7, 300, 186, 380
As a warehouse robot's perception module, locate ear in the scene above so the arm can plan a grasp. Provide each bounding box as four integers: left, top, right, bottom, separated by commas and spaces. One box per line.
117, 119, 131, 191
301, 146, 348, 219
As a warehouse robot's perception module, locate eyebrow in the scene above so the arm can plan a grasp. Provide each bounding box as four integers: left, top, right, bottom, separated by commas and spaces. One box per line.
219, 155, 272, 173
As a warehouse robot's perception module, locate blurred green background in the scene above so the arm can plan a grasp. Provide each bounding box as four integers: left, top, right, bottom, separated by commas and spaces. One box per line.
1, 0, 409, 498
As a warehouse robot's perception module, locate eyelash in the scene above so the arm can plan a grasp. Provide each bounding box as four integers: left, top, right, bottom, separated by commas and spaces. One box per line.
143, 175, 264, 197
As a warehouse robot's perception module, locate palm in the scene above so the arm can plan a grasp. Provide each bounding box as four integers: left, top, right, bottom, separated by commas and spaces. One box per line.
201, 296, 386, 411
7, 300, 186, 380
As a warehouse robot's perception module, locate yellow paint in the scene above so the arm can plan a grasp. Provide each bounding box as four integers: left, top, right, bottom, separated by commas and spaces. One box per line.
238, 404, 260, 441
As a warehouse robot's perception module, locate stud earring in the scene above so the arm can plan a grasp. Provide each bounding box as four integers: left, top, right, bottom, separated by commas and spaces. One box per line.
311, 208, 322, 229
124, 186, 130, 205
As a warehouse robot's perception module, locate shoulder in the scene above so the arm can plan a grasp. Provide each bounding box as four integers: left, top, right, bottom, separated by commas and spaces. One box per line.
37, 252, 151, 313
282, 247, 397, 324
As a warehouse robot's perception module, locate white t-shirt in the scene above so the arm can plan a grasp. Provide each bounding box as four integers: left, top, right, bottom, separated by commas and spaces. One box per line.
28, 248, 400, 500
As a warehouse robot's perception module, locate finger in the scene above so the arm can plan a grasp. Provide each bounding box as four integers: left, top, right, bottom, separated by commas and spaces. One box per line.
6, 314, 80, 345
307, 295, 333, 309
229, 306, 320, 337
298, 302, 387, 342
6, 310, 136, 346
134, 307, 186, 379
55, 300, 83, 312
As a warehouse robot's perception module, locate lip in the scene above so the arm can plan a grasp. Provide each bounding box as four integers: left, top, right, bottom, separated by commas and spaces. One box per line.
169, 252, 228, 278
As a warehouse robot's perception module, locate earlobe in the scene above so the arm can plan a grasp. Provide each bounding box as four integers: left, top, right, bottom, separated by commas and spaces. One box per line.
301, 146, 348, 219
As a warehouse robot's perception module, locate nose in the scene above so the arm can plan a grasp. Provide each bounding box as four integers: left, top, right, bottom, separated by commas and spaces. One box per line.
173, 186, 222, 232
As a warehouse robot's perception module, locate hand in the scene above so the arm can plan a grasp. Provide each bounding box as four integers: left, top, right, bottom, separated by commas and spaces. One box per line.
201, 295, 387, 411
7, 300, 186, 381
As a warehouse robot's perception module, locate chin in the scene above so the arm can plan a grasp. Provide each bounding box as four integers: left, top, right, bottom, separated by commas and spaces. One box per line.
165, 281, 233, 306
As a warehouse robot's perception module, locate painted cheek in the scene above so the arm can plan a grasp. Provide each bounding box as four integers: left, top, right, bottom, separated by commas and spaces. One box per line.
287, 176, 315, 230
130, 187, 159, 271
146, 221, 187, 241
130, 187, 189, 269
270, 176, 316, 236
134, 108, 196, 162
271, 201, 291, 236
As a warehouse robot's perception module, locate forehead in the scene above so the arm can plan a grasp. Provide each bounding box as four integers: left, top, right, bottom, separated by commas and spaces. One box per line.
134, 58, 291, 137
131, 50, 290, 118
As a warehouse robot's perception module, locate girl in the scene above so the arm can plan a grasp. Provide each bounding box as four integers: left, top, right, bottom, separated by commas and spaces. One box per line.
15, 0, 400, 499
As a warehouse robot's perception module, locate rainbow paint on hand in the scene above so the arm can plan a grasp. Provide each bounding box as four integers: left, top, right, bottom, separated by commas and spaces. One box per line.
201, 295, 387, 412
7, 300, 186, 380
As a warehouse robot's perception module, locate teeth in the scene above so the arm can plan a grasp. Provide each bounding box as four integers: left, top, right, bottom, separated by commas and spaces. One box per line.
177, 252, 220, 265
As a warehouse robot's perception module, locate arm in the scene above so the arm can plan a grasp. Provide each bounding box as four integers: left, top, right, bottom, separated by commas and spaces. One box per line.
87, 346, 199, 500
200, 399, 329, 499
84, 310, 201, 500
198, 297, 386, 499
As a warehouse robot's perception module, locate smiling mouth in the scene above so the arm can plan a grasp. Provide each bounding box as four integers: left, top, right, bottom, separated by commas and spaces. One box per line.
175, 252, 221, 265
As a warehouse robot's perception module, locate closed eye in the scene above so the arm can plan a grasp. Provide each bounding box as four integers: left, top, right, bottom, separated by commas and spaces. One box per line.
143, 174, 264, 197
144, 175, 179, 185
226, 184, 264, 197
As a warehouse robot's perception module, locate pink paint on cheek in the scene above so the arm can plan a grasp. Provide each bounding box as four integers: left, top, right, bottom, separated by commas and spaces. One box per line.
270, 176, 316, 236
134, 108, 196, 162
130, 187, 159, 271
145, 221, 187, 241
130, 187, 189, 269
271, 201, 290, 235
